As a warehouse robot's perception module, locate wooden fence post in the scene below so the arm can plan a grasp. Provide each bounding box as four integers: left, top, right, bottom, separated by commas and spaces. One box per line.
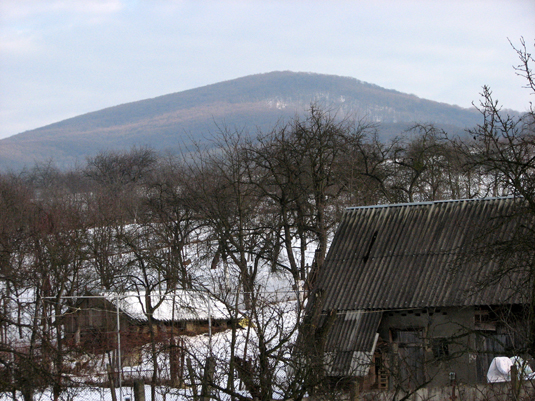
107, 364, 117, 401
200, 356, 216, 401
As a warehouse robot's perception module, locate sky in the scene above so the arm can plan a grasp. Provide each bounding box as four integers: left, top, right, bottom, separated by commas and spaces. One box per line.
0, 0, 534, 140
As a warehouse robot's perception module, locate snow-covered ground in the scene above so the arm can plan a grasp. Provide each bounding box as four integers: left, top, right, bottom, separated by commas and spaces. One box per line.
0, 298, 301, 401
0, 385, 186, 401
0, 221, 320, 400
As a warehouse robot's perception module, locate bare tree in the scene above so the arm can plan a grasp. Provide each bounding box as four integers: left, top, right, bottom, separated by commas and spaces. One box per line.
0, 174, 34, 397
181, 130, 267, 311
355, 125, 467, 204
456, 38, 535, 358
144, 158, 199, 289
85, 146, 157, 223
245, 106, 373, 284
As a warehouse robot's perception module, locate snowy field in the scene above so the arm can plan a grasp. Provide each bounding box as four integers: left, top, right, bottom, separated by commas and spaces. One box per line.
0, 297, 300, 401
0, 385, 189, 401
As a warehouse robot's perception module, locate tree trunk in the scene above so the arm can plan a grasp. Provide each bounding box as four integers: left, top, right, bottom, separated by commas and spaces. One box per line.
200, 356, 215, 401
133, 380, 146, 401
107, 364, 118, 401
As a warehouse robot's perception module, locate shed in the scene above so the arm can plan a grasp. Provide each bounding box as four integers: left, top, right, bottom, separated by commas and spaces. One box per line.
307, 197, 534, 394
64, 290, 232, 352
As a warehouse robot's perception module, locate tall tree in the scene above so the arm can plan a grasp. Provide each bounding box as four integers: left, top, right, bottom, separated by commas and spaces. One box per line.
144, 158, 199, 289
246, 106, 372, 283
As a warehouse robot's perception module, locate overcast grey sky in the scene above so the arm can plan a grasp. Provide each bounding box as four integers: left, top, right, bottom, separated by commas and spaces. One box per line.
0, 0, 534, 140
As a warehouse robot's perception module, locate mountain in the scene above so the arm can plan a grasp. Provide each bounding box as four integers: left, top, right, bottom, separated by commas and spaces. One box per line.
0, 71, 483, 171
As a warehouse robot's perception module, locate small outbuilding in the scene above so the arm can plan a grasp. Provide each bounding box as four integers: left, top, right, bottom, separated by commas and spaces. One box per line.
63, 290, 232, 371
64, 290, 231, 343
306, 197, 534, 395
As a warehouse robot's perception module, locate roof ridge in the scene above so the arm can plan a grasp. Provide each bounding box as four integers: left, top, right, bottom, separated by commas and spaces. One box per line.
346, 196, 518, 211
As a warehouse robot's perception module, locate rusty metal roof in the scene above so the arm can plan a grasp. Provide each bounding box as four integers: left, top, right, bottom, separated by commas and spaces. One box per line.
317, 197, 532, 312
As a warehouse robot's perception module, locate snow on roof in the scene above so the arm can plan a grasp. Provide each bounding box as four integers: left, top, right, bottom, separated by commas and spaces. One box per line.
104, 290, 230, 322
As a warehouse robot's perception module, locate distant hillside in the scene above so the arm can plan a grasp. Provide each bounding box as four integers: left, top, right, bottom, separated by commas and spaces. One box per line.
0, 71, 483, 170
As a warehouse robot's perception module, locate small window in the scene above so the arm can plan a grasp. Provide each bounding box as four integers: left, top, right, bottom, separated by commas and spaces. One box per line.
475, 308, 497, 331
432, 338, 450, 360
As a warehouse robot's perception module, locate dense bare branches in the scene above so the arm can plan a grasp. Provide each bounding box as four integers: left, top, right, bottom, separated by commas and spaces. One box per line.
454, 39, 535, 357
245, 106, 374, 281
0, 108, 491, 399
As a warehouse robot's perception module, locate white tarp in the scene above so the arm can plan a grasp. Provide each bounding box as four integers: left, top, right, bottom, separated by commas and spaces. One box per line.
487, 356, 535, 383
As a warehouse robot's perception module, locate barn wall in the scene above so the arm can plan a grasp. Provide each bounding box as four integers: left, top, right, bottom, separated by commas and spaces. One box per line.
376, 306, 507, 388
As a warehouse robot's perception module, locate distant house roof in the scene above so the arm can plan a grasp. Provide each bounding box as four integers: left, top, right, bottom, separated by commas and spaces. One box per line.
104, 290, 230, 322
317, 197, 532, 313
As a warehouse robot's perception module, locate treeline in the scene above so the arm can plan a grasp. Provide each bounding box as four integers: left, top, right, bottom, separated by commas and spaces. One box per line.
0, 106, 511, 297
0, 107, 526, 398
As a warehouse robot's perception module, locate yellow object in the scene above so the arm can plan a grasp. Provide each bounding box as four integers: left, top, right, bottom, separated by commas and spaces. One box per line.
238, 317, 255, 328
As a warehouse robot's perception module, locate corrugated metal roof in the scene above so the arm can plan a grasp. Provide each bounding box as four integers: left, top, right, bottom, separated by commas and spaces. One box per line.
326, 350, 376, 377
317, 197, 532, 312
320, 310, 382, 377
322, 311, 382, 352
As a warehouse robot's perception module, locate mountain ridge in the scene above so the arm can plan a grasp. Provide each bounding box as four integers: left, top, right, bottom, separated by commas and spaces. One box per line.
0, 71, 483, 171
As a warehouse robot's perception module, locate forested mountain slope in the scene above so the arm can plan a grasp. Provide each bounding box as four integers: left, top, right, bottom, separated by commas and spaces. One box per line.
0, 71, 482, 170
